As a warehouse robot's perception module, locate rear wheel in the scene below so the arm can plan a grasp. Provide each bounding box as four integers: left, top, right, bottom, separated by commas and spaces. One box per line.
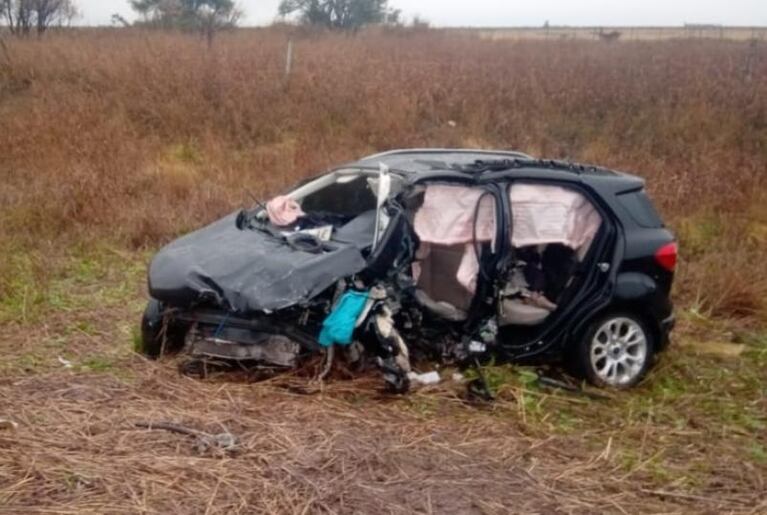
575, 313, 654, 389
139, 299, 185, 359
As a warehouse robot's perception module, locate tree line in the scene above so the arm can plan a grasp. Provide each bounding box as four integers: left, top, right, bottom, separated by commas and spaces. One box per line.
1, 0, 422, 37
1, 0, 78, 35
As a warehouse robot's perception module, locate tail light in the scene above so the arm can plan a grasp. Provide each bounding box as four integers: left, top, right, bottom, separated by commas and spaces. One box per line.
655, 242, 678, 272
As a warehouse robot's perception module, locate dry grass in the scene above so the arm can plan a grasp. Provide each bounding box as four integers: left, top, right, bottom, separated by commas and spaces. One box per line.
1, 368, 763, 514
1, 28, 767, 513
1, 28, 766, 320
0, 274, 764, 513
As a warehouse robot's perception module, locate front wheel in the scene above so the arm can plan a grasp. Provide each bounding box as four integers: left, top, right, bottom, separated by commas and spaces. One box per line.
139, 299, 185, 359
575, 313, 655, 389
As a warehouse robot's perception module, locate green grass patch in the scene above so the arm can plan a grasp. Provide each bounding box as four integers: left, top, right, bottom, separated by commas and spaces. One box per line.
166, 142, 202, 164
80, 356, 116, 372
0, 243, 148, 325
131, 325, 144, 354
749, 444, 767, 464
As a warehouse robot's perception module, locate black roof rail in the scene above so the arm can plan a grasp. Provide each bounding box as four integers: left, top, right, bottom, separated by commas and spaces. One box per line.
458, 158, 606, 175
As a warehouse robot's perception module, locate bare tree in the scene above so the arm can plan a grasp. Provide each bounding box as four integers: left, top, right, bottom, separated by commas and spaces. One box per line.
1, 0, 30, 36
129, 0, 241, 44
55, 0, 78, 27
1, 0, 78, 35
111, 13, 131, 27
196, 1, 241, 46
278, 0, 399, 31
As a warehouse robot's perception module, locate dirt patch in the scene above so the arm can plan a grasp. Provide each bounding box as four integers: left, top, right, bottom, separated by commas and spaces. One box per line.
1, 359, 763, 514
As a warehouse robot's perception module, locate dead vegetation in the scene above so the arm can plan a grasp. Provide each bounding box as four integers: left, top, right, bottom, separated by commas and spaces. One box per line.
1, 28, 766, 513
1, 28, 766, 321
0, 284, 764, 513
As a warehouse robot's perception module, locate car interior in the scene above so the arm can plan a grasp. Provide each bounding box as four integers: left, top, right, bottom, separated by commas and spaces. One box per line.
404, 184, 497, 322
499, 182, 602, 327
262, 171, 604, 329
405, 182, 603, 327
262, 171, 394, 252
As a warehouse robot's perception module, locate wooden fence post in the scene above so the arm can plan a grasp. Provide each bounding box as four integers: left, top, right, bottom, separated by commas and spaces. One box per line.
284, 38, 294, 80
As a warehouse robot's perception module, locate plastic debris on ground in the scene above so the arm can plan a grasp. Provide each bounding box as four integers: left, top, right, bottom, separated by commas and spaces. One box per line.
408, 371, 441, 386
57, 356, 74, 369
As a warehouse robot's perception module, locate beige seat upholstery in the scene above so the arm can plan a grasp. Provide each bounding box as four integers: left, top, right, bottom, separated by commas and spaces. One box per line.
413, 289, 467, 321
415, 244, 471, 320
499, 299, 552, 326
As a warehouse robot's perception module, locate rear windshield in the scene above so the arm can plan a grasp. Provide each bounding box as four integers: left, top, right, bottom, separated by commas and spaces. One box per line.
618, 190, 664, 228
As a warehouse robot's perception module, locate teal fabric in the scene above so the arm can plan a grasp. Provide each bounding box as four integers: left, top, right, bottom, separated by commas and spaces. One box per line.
318, 290, 369, 347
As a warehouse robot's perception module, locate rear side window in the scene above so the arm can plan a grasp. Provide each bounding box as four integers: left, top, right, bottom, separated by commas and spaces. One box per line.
618, 190, 664, 228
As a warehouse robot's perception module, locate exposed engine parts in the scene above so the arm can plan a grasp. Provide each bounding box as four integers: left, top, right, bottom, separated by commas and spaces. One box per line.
186, 326, 302, 368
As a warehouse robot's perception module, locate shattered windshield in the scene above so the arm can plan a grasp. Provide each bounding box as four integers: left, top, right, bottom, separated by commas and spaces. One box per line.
299, 174, 377, 217
247, 169, 405, 250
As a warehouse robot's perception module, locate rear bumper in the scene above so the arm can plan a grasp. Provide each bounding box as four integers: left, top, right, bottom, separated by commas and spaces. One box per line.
658, 313, 676, 351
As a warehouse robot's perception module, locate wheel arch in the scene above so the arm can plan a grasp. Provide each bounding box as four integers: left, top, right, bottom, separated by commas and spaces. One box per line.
569, 301, 661, 355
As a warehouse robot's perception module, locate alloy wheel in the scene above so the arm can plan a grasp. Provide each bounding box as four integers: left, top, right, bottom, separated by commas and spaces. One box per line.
590, 317, 648, 387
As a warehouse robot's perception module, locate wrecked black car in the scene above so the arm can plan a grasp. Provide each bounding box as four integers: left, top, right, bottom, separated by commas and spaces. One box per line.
141, 149, 677, 391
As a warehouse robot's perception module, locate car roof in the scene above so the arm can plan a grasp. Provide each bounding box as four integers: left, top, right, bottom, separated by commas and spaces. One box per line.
345, 148, 644, 192
350, 148, 534, 172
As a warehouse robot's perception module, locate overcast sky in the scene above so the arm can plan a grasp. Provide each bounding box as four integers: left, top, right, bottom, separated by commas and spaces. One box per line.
80, 0, 767, 27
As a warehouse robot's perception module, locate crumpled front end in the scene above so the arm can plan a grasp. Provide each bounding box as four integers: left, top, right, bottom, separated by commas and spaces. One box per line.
148, 212, 368, 314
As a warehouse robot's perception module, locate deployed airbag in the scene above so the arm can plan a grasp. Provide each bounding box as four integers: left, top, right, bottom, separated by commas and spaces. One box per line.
413, 185, 496, 298
266, 195, 305, 226
413, 185, 496, 245
411, 183, 602, 297
509, 183, 601, 250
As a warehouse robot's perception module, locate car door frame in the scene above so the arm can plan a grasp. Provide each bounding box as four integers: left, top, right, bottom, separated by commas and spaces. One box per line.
493, 176, 620, 360
405, 173, 509, 325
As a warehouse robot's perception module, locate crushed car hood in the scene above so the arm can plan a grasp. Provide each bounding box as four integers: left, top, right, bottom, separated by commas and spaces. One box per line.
148, 212, 367, 313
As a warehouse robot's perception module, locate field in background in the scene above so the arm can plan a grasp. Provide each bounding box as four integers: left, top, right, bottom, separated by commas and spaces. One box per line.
2, 28, 766, 324
0, 29, 766, 513
471, 25, 767, 41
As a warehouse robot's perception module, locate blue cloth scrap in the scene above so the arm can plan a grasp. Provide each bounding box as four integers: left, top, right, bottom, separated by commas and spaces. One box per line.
318, 290, 369, 347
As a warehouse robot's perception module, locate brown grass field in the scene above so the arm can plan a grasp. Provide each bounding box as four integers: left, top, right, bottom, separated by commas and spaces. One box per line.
0, 28, 766, 513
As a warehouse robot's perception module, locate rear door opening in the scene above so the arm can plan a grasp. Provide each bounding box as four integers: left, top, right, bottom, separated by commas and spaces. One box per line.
496, 180, 618, 354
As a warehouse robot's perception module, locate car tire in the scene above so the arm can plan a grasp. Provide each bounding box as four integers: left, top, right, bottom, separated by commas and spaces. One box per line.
573, 312, 655, 389
139, 298, 185, 359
